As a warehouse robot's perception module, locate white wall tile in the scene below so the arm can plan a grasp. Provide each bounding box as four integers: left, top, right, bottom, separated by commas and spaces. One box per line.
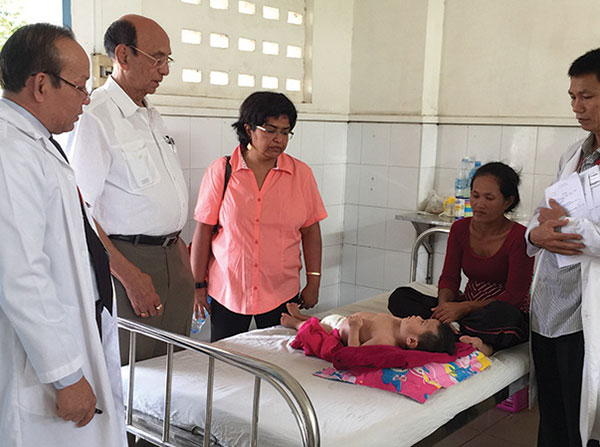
361, 123, 390, 165
311, 164, 324, 194
434, 167, 456, 197
532, 174, 556, 210
321, 204, 343, 247
343, 204, 358, 244
418, 166, 437, 205
437, 125, 468, 169
535, 127, 585, 175
467, 125, 502, 163
321, 164, 346, 206
357, 206, 387, 248
385, 211, 417, 252
420, 124, 438, 169
286, 121, 303, 159
356, 246, 386, 289
301, 121, 325, 165
318, 284, 340, 311
383, 250, 410, 290
500, 126, 537, 174
341, 244, 357, 283
190, 117, 222, 168
340, 283, 357, 306
514, 172, 535, 219
389, 123, 421, 167
322, 245, 342, 287
323, 122, 348, 164
345, 164, 360, 204
358, 165, 388, 207
221, 118, 239, 155
347, 123, 362, 164
163, 115, 191, 169
388, 166, 419, 209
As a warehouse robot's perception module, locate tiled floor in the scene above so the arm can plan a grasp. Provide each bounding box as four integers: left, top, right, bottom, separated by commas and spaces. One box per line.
432, 404, 539, 447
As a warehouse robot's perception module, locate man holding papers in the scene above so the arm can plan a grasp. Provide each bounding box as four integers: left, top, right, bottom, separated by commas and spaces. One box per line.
527, 48, 600, 447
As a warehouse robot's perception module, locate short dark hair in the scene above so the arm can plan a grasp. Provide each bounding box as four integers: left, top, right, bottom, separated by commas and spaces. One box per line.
417, 322, 456, 355
568, 48, 600, 82
104, 19, 137, 59
470, 161, 521, 213
231, 91, 298, 147
0, 23, 75, 93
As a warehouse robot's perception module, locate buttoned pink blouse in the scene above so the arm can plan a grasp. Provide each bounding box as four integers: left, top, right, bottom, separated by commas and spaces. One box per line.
194, 146, 327, 314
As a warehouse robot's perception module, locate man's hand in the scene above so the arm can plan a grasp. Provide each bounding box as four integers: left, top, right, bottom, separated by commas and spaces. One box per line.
124, 269, 163, 318
431, 301, 470, 323
194, 288, 211, 319
538, 198, 568, 224
300, 282, 319, 309
56, 377, 97, 427
530, 218, 585, 255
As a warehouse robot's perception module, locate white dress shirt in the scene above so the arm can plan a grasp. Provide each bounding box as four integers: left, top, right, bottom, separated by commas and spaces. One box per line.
67, 76, 188, 236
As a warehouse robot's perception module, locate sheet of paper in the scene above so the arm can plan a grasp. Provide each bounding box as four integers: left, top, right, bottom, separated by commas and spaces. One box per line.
544, 173, 588, 268
582, 165, 600, 221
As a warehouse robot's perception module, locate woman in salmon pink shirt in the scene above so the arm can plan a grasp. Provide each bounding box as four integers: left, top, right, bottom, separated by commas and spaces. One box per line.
191, 92, 327, 341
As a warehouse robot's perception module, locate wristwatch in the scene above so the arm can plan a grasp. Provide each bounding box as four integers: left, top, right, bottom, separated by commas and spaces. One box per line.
195, 280, 208, 289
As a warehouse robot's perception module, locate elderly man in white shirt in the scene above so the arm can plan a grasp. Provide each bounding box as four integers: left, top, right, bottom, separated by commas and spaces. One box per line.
68, 14, 194, 364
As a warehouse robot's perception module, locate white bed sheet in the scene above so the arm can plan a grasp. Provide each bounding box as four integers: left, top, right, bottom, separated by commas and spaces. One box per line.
123, 286, 529, 447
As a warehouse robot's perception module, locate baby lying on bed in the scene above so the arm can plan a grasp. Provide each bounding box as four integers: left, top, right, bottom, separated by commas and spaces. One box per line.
281, 303, 455, 354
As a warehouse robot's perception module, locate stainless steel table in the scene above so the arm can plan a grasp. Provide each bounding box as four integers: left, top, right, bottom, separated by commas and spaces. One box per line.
395, 212, 453, 284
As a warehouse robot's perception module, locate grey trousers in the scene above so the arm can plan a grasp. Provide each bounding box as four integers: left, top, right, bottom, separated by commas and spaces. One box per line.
112, 237, 194, 365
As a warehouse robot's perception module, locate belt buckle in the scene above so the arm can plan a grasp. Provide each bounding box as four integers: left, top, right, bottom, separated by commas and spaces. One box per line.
162, 235, 177, 247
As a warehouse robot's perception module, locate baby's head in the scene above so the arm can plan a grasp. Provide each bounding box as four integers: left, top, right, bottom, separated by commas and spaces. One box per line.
399, 316, 455, 355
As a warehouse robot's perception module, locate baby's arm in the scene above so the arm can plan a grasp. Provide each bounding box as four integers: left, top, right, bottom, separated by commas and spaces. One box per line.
346, 315, 363, 347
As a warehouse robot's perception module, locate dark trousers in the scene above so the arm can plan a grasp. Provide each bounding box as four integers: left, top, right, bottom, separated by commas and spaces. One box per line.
532, 331, 599, 447
387, 286, 529, 351
112, 238, 195, 365
210, 293, 301, 342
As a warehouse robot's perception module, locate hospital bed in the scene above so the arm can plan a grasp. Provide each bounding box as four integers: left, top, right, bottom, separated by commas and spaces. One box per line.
119, 227, 530, 447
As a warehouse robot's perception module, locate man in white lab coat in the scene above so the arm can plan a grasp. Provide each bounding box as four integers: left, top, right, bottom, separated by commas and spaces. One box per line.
527, 48, 600, 447
0, 24, 125, 446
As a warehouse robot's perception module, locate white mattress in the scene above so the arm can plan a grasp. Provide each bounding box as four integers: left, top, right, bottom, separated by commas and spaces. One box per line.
123, 286, 529, 447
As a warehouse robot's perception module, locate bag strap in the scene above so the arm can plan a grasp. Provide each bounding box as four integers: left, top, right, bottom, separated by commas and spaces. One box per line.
213, 155, 232, 233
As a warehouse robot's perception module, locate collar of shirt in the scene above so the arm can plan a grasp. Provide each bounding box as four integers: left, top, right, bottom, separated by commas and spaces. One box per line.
231, 144, 294, 175
1, 97, 51, 139
104, 76, 157, 119
580, 132, 597, 158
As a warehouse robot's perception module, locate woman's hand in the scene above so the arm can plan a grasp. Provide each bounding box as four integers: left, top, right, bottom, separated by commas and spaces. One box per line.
300, 282, 319, 309
431, 301, 470, 323
194, 288, 211, 319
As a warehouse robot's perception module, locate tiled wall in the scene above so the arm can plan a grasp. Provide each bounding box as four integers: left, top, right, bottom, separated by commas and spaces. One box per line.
163, 114, 588, 312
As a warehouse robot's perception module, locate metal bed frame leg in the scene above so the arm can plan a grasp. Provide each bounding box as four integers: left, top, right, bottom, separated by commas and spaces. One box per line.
127, 332, 137, 427
162, 344, 174, 443
203, 357, 215, 447
251, 377, 261, 447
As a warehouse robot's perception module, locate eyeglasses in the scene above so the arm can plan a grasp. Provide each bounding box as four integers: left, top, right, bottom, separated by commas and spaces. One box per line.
128, 45, 174, 69
256, 125, 294, 139
52, 74, 91, 98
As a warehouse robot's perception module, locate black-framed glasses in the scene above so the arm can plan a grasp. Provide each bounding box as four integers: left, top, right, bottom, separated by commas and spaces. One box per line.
256, 125, 294, 139
32, 72, 90, 98
127, 45, 174, 69
52, 74, 91, 98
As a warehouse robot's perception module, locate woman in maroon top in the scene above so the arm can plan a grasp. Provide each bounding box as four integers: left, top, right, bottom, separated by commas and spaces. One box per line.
389, 162, 534, 355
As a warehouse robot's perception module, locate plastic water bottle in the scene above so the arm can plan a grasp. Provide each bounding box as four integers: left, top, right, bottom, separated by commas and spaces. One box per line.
468, 160, 481, 189
454, 157, 472, 219
190, 297, 211, 335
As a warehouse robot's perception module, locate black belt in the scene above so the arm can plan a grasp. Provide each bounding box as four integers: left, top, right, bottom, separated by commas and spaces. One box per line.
109, 231, 180, 247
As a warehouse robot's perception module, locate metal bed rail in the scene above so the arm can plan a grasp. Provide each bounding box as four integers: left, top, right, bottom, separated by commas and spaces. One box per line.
410, 226, 450, 283
118, 318, 320, 447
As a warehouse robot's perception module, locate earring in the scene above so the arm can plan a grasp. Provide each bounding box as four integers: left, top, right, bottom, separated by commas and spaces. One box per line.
247, 143, 253, 151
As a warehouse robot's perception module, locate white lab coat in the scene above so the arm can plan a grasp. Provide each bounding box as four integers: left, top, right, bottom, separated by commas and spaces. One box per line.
526, 137, 600, 444
0, 100, 125, 447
